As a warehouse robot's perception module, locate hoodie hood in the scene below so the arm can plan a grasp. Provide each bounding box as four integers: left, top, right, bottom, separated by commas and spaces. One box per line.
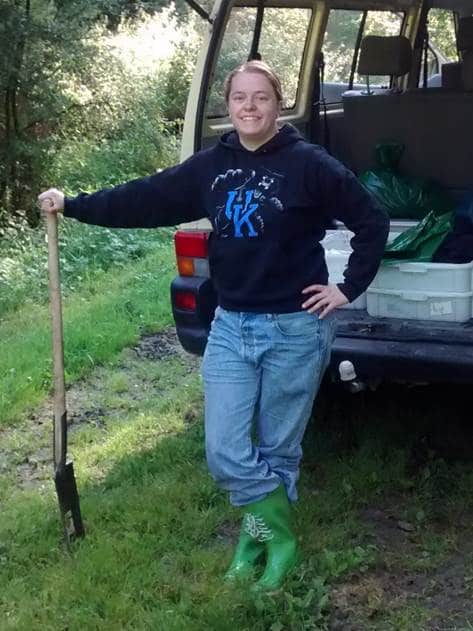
219, 123, 305, 154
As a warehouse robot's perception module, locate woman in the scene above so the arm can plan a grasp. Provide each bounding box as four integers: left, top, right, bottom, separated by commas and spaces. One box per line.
39, 60, 388, 591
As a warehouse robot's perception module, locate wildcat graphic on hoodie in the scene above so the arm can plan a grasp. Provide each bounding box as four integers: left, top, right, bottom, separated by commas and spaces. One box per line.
211, 168, 284, 238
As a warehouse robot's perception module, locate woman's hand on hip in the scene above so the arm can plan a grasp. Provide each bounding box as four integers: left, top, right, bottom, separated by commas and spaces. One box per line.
301, 283, 348, 318
38, 188, 65, 214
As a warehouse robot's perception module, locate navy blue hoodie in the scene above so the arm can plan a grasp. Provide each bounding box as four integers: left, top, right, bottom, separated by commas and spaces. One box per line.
64, 124, 389, 313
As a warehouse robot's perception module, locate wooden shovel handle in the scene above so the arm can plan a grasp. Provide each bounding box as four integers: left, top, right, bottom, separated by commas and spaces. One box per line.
46, 212, 67, 467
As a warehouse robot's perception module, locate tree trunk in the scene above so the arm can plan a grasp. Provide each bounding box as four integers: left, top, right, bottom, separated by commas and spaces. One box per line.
1, 0, 31, 216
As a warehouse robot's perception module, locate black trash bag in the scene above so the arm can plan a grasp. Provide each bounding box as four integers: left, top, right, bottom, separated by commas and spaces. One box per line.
433, 191, 473, 263
453, 190, 473, 232
383, 210, 453, 263
359, 143, 454, 220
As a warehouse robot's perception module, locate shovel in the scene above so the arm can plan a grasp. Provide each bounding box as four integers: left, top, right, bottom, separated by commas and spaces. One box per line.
46, 211, 85, 543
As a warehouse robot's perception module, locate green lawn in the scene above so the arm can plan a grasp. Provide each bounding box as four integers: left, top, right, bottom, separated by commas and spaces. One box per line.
0, 240, 175, 425
1, 245, 473, 630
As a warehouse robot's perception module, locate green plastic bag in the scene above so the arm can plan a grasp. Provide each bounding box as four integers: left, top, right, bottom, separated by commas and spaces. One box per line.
383, 211, 453, 263
360, 144, 454, 220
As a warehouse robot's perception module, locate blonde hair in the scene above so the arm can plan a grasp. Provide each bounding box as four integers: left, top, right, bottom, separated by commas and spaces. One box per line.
224, 60, 283, 104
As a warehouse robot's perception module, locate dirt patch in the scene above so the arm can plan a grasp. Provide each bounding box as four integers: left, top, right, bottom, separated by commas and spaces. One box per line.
1, 327, 199, 491
329, 503, 473, 630
132, 327, 183, 360
132, 327, 201, 372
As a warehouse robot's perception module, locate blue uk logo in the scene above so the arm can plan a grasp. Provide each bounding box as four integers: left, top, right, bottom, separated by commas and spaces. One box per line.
224, 189, 259, 238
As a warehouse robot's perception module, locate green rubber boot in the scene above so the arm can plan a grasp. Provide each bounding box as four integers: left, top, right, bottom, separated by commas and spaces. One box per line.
250, 485, 299, 591
224, 518, 264, 581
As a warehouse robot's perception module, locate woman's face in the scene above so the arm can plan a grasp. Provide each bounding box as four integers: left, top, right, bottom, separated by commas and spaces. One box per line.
227, 71, 281, 150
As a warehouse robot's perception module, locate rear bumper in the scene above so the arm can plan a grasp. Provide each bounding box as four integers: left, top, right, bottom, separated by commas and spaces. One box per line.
330, 335, 473, 384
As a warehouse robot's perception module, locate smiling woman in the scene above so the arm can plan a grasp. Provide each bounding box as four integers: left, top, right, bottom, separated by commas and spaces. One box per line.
38, 59, 389, 592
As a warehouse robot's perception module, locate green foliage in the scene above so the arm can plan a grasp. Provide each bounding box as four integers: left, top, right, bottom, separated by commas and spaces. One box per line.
0, 6, 204, 318
157, 12, 204, 122
0, 214, 173, 318
0, 3, 203, 225
54, 7, 203, 143
319, 545, 377, 579
50, 126, 179, 195
428, 8, 458, 62
0, 0, 98, 218
0, 243, 175, 424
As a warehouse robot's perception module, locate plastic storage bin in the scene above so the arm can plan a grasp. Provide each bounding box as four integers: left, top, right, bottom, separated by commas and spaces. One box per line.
371, 261, 473, 293
367, 287, 473, 322
321, 230, 400, 310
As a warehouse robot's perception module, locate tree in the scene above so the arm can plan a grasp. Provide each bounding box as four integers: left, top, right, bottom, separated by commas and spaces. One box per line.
0, 0, 204, 225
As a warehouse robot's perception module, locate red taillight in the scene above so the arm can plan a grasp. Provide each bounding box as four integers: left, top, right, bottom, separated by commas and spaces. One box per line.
174, 231, 209, 258
174, 230, 210, 278
174, 291, 197, 311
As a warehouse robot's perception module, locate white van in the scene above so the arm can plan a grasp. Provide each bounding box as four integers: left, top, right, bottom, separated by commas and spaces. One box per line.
170, 0, 473, 386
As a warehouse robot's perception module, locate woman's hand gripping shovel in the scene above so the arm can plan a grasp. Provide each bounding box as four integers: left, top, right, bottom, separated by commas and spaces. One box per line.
46, 211, 85, 544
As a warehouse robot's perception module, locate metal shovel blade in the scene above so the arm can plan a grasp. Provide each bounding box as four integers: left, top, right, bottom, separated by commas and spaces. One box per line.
54, 459, 85, 540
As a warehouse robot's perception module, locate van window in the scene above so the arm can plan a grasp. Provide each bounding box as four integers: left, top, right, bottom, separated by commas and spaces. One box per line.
322, 9, 404, 104
208, 8, 257, 118
258, 8, 312, 108
419, 9, 458, 86
207, 6, 311, 118
428, 9, 458, 62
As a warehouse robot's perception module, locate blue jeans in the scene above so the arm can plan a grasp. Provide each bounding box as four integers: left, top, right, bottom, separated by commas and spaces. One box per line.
201, 307, 336, 507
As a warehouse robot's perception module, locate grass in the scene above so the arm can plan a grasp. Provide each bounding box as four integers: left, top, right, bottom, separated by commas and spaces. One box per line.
0, 352, 331, 630
0, 237, 175, 424
2, 342, 473, 629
